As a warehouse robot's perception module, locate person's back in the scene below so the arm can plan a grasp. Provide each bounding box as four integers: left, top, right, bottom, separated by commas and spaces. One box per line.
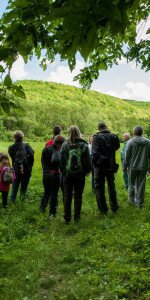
125, 126, 150, 208
60, 125, 92, 224
41, 145, 61, 174
40, 135, 65, 216
9, 141, 34, 177
92, 128, 120, 171
8, 130, 34, 203
92, 122, 120, 214
125, 136, 150, 170
0, 152, 14, 209
61, 138, 92, 176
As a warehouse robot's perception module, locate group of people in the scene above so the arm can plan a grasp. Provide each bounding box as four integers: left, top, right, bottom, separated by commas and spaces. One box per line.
0, 122, 150, 224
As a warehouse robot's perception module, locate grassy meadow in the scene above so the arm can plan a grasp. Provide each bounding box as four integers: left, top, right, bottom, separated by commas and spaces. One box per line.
0, 141, 150, 300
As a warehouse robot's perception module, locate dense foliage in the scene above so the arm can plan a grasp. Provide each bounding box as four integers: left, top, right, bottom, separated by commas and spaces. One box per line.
0, 142, 150, 299
0, 0, 149, 107
0, 80, 150, 141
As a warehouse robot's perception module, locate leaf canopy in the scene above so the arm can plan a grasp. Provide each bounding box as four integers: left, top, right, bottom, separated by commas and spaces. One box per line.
0, 0, 150, 91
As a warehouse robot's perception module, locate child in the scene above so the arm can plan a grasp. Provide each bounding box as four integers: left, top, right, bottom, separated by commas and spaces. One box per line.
0, 152, 14, 209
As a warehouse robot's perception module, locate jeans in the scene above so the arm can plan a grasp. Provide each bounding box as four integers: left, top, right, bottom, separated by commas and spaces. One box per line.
94, 168, 119, 213
10, 176, 30, 203
40, 173, 61, 215
63, 173, 85, 223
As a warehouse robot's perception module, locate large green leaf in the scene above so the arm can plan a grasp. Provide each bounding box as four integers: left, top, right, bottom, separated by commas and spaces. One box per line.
4, 75, 12, 87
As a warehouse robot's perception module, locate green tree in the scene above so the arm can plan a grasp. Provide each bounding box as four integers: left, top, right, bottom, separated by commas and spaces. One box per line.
0, 0, 149, 103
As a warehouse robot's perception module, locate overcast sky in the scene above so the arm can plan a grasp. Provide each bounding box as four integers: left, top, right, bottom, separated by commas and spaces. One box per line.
1, 1, 150, 101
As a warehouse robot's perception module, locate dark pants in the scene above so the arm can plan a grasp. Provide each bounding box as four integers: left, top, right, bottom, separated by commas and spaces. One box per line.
92, 167, 95, 192
10, 176, 30, 203
94, 168, 119, 213
1, 191, 8, 208
63, 174, 85, 223
40, 173, 61, 215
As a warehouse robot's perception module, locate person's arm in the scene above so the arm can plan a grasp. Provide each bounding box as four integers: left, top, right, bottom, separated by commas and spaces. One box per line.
60, 142, 68, 173
26, 143, 34, 167
124, 141, 132, 168
8, 146, 12, 159
41, 148, 44, 168
82, 144, 92, 175
91, 135, 102, 165
114, 135, 120, 151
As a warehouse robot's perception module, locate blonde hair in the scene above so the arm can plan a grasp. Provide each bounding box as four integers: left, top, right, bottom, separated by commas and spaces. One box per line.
68, 126, 82, 145
0, 152, 10, 167
14, 130, 24, 141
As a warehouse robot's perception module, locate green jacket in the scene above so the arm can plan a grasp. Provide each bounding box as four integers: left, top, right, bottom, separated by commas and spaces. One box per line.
125, 136, 150, 171
120, 141, 128, 164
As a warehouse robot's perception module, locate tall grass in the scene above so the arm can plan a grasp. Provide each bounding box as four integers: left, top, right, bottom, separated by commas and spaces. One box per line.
0, 141, 150, 299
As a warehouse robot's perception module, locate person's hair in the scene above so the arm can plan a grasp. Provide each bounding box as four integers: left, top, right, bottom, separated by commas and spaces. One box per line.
68, 125, 82, 145
53, 125, 62, 136
123, 133, 130, 141
98, 121, 107, 131
14, 130, 24, 142
88, 135, 93, 143
133, 126, 143, 136
0, 152, 10, 166
53, 135, 65, 147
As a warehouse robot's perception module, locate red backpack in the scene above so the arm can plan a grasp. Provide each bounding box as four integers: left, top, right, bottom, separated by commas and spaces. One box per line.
1, 166, 15, 184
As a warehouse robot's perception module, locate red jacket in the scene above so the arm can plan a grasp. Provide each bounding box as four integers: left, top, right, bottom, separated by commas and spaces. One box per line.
45, 138, 54, 147
0, 166, 10, 192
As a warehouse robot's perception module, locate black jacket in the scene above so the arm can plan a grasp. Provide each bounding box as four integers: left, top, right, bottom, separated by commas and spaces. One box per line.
92, 130, 120, 170
60, 138, 92, 175
8, 141, 34, 177
41, 145, 61, 174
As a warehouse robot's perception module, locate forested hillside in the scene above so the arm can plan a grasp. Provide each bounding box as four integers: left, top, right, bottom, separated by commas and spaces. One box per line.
0, 80, 150, 141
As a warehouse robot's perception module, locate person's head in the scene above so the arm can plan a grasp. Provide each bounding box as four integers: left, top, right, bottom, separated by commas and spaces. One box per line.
53, 125, 62, 137
0, 152, 10, 166
68, 125, 82, 145
133, 126, 143, 137
123, 133, 130, 142
98, 121, 107, 131
53, 135, 65, 150
89, 135, 93, 144
13, 130, 24, 142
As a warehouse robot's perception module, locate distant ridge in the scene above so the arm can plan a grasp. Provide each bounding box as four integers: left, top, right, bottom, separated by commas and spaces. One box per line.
1, 80, 150, 140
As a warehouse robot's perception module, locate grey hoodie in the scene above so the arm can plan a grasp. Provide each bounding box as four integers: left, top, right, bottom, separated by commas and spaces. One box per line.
125, 136, 150, 170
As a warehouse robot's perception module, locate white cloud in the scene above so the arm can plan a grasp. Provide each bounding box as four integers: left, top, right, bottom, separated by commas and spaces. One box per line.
10, 55, 28, 80
104, 81, 150, 101
136, 19, 150, 42
116, 57, 126, 65
46, 60, 85, 87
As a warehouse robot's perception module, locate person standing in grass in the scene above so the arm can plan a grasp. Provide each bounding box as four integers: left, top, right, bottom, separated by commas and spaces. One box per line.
8, 130, 34, 203
120, 133, 130, 189
92, 121, 120, 214
124, 126, 150, 208
45, 125, 62, 147
40, 135, 65, 216
0, 153, 15, 209
60, 126, 92, 224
